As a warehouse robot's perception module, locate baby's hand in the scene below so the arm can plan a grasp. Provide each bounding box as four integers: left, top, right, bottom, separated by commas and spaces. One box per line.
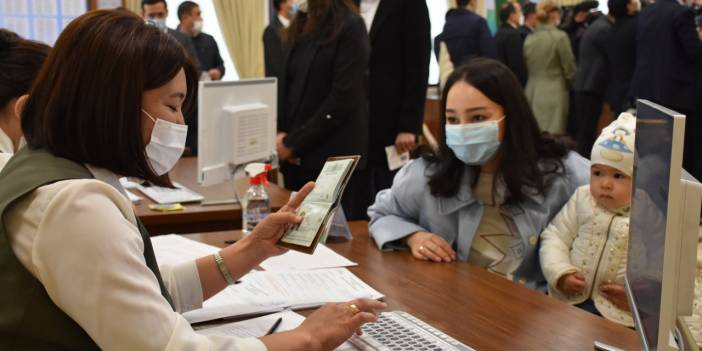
557, 272, 586, 297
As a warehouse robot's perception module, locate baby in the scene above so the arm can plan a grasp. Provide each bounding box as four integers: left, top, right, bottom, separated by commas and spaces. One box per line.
540, 113, 636, 326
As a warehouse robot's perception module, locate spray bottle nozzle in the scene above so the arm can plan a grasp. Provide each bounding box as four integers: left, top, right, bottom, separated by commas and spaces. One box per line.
244, 163, 272, 186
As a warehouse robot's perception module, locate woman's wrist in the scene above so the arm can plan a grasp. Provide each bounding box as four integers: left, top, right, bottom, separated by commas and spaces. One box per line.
220, 238, 267, 276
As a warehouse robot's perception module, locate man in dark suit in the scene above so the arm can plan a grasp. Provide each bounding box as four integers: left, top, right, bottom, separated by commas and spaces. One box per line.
605, 0, 639, 116
263, 0, 293, 79
495, 2, 527, 86
520, 2, 537, 37
434, 0, 496, 67
631, 0, 702, 180
573, 13, 613, 156
352, 0, 431, 209
177, 1, 225, 81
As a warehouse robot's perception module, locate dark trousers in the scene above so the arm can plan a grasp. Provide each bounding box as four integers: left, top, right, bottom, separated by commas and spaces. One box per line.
575, 91, 604, 157
669, 106, 702, 182
281, 163, 372, 221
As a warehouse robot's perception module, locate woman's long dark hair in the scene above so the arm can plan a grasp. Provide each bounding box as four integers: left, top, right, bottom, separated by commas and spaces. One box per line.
421, 58, 568, 205
284, 0, 358, 46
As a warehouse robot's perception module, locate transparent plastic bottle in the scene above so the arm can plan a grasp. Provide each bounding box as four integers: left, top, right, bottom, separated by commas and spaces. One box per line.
242, 164, 271, 234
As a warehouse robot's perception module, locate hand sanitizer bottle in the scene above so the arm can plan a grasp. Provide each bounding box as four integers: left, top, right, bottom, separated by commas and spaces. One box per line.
242, 163, 271, 234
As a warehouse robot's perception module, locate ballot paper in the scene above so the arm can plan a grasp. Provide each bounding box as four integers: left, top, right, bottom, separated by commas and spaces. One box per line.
260, 244, 357, 271
196, 310, 357, 350
184, 268, 383, 323
385, 145, 410, 171
279, 156, 360, 253
151, 234, 219, 266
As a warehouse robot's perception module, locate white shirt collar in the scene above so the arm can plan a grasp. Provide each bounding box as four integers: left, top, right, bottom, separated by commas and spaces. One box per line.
85, 164, 129, 199
278, 14, 290, 28
0, 128, 14, 154
359, 0, 382, 32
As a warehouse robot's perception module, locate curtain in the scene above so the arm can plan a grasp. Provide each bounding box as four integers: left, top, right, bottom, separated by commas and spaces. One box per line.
212, 0, 266, 78
124, 0, 141, 14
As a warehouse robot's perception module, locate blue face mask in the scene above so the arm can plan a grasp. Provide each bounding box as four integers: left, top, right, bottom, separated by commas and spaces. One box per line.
445, 117, 504, 165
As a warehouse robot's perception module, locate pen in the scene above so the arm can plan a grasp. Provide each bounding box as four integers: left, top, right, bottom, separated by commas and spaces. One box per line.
265, 317, 283, 336
224, 240, 237, 244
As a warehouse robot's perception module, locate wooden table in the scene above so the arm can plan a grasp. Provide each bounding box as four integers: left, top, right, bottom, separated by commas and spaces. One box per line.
184, 221, 642, 351
134, 157, 291, 235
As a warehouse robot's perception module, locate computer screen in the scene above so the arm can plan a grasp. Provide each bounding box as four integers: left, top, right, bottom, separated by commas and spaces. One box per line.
197, 79, 277, 187
626, 100, 689, 350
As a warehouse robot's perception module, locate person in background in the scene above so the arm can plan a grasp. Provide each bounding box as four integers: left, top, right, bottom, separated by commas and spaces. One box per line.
495, 1, 528, 86
264, 0, 294, 79
0, 30, 49, 155
142, 0, 201, 154
573, 9, 614, 156
520, 2, 538, 37
435, 0, 496, 87
561, 1, 598, 61
631, 0, 702, 181
277, 0, 370, 220
353, 0, 431, 215
605, 0, 639, 116
524, 0, 576, 135
0, 10, 384, 350
541, 113, 636, 327
368, 59, 589, 290
177, 1, 225, 81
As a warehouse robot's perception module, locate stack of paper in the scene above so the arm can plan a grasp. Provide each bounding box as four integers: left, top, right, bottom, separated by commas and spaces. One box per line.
260, 244, 357, 271
196, 310, 357, 350
136, 181, 204, 204
151, 234, 219, 266
183, 268, 384, 323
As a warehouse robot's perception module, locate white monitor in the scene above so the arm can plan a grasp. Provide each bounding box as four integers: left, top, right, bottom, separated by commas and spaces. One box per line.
625, 100, 702, 351
197, 79, 277, 187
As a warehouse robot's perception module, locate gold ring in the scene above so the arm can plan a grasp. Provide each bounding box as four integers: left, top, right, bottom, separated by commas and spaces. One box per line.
348, 303, 360, 315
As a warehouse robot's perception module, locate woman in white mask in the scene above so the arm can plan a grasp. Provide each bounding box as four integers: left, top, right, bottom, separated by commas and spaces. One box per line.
368, 58, 590, 291
0, 10, 383, 351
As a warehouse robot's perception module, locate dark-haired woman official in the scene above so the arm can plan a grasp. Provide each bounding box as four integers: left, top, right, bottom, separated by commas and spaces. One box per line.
0, 29, 49, 154
368, 59, 590, 290
0, 10, 383, 351
276, 0, 370, 220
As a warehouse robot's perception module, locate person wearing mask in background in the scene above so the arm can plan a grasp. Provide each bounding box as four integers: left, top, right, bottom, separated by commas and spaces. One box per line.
264, 0, 294, 79
277, 0, 371, 220
142, 0, 202, 155
520, 2, 538, 37
631, 0, 702, 181
435, 0, 496, 88
367, 59, 589, 290
353, 0, 431, 214
0, 10, 384, 350
573, 9, 614, 157
495, 1, 528, 86
0, 30, 49, 156
177, 1, 225, 81
605, 0, 640, 116
524, 0, 576, 135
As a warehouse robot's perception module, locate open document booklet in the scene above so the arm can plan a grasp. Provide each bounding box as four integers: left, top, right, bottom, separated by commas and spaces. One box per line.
278, 156, 360, 254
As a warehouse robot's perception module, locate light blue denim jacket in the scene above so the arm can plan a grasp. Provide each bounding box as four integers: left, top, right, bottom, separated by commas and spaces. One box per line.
367, 152, 590, 291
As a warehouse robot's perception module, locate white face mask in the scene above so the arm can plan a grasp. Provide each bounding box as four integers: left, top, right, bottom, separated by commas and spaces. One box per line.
142, 109, 188, 176
145, 18, 168, 33
192, 20, 203, 35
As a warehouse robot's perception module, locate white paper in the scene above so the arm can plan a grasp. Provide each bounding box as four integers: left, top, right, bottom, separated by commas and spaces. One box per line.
385, 145, 410, 171
61, 0, 86, 17
119, 177, 139, 190
136, 181, 204, 204
197, 310, 358, 350
126, 190, 142, 204
184, 268, 383, 323
260, 244, 356, 271
151, 234, 219, 267
33, 0, 58, 16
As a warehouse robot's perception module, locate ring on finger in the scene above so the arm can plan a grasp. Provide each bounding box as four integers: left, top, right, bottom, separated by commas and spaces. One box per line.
419, 245, 424, 251
347, 303, 360, 315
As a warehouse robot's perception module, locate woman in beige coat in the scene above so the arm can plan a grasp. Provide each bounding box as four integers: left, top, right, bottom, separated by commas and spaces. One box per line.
523, 1, 576, 135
